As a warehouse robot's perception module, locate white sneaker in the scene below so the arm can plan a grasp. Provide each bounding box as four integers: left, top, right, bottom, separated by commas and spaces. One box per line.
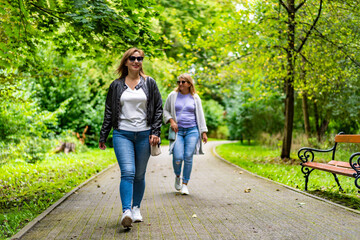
121, 209, 133, 228
175, 176, 182, 191
180, 184, 189, 195
132, 206, 143, 222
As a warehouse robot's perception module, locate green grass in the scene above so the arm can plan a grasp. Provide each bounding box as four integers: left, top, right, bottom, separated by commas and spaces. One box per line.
216, 142, 360, 210
0, 149, 116, 240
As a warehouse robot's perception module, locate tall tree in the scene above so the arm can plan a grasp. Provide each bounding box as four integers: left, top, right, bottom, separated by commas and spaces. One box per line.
278, 0, 322, 159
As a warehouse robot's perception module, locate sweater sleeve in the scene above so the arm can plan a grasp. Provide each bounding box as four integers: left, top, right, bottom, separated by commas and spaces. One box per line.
163, 92, 175, 124
196, 96, 208, 134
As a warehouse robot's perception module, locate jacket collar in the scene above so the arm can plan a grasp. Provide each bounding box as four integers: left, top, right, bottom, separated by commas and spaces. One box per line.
119, 76, 146, 90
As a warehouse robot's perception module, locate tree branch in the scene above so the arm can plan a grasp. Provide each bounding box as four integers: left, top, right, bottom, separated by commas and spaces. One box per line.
29, 3, 66, 20
295, 0, 307, 12
298, 51, 313, 67
279, 0, 288, 12
221, 53, 252, 67
312, 27, 360, 68
296, 0, 322, 53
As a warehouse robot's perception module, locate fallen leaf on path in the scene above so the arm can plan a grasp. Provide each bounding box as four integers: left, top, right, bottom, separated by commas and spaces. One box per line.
102, 191, 106, 194
244, 188, 251, 193
192, 214, 197, 218
298, 202, 306, 207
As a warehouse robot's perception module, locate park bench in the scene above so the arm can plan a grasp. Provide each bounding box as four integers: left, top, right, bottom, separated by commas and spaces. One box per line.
298, 133, 360, 192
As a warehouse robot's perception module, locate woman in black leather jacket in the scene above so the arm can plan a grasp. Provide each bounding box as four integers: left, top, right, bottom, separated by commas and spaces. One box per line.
99, 47, 162, 229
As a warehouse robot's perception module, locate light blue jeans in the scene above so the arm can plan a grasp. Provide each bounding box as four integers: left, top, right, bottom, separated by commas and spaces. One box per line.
113, 129, 150, 212
173, 126, 200, 184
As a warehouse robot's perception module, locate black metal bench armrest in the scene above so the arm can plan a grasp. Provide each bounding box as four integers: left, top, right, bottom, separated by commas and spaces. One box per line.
349, 152, 360, 175
349, 152, 360, 189
298, 147, 334, 163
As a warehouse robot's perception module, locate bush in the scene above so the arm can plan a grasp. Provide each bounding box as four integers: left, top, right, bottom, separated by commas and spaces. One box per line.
202, 99, 227, 138
225, 87, 283, 141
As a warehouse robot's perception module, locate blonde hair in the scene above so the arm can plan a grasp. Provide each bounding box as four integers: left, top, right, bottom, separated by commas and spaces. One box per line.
116, 47, 146, 79
175, 73, 196, 95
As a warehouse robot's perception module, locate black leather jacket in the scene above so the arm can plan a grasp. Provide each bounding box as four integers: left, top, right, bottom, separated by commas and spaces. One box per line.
99, 76, 163, 143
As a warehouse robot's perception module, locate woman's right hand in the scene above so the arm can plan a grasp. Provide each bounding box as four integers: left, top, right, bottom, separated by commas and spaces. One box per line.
169, 119, 178, 133
99, 142, 106, 150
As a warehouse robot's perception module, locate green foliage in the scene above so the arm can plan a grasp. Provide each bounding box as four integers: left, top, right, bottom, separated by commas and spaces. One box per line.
225, 85, 284, 141
0, 82, 58, 139
202, 99, 225, 136
0, 0, 162, 68
0, 149, 116, 239
0, 137, 56, 165
31, 60, 93, 132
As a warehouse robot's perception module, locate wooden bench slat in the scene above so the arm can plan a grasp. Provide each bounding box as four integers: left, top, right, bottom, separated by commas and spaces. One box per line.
335, 134, 360, 143
302, 162, 355, 177
328, 160, 351, 169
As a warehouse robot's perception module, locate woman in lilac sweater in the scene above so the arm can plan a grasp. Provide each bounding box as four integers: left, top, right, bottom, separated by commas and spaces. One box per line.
163, 73, 208, 195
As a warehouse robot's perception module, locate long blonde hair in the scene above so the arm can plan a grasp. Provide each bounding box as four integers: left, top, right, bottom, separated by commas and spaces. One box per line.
175, 73, 196, 95
116, 48, 146, 79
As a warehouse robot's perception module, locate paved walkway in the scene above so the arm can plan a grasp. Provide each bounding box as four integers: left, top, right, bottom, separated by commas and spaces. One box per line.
12, 141, 360, 240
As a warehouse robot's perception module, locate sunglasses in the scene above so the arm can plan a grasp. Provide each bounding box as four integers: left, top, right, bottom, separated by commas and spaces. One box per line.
128, 56, 144, 62
177, 80, 189, 84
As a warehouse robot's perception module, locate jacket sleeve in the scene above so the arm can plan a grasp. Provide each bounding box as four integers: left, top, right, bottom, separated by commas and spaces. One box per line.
150, 78, 163, 137
99, 83, 114, 143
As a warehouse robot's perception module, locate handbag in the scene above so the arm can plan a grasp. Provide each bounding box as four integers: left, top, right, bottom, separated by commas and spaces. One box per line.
150, 143, 162, 156
168, 128, 176, 141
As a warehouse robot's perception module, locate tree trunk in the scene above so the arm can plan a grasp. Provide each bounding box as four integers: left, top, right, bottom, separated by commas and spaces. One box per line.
281, 0, 296, 159
313, 101, 321, 141
302, 93, 311, 137
320, 119, 329, 137
314, 101, 329, 141
281, 80, 295, 159
300, 55, 311, 137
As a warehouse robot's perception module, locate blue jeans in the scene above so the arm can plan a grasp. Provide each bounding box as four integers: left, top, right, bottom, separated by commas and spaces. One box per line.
113, 129, 150, 212
173, 126, 200, 184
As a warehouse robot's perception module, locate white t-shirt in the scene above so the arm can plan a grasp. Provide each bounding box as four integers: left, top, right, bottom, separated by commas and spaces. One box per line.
119, 86, 151, 132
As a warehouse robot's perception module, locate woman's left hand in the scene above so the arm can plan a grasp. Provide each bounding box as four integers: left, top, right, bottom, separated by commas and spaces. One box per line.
149, 135, 160, 146
202, 132, 208, 144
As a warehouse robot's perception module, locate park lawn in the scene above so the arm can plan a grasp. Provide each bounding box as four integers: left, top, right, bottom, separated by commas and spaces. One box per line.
0, 149, 116, 240
216, 142, 360, 211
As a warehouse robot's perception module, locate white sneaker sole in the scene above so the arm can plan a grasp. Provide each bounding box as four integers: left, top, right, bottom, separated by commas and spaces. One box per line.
133, 218, 143, 223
